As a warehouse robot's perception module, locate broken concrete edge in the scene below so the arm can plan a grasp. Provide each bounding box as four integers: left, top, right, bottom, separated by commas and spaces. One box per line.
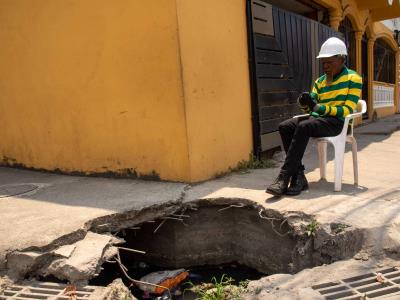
6, 232, 124, 283
2, 197, 370, 286
0, 197, 182, 271
1, 198, 188, 281
86, 197, 324, 239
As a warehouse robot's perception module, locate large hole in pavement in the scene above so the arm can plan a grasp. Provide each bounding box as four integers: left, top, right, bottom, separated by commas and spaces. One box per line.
4, 200, 363, 299
89, 202, 352, 299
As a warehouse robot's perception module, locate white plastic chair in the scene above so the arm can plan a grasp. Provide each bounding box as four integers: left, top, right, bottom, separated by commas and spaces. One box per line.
294, 100, 367, 191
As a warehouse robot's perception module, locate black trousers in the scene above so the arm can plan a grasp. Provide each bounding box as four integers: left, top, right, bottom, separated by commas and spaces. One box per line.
278, 116, 344, 175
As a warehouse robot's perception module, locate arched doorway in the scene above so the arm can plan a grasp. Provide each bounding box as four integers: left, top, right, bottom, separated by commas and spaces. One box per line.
339, 16, 356, 70
373, 38, 396, 109
374, 38, 396, 84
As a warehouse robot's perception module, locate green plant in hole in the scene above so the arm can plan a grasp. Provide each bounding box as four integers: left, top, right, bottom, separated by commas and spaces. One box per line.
305, 219, 319, 237
186, 274, 248, 300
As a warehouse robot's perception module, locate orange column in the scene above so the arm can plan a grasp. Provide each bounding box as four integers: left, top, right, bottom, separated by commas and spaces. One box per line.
355, 31, 363, 75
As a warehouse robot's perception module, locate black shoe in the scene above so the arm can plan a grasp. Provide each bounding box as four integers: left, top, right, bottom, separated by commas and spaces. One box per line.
266, 171, 291, 196
286, 170, 309, 195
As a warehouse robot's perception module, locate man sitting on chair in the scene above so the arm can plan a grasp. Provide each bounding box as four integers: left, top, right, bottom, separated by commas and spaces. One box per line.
266, 37, 362, 196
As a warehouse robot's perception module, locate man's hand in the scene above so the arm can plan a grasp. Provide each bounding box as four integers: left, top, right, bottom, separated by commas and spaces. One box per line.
298, 92, 316, 110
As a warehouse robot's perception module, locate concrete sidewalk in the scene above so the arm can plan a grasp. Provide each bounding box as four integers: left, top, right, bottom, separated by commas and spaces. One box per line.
1, 114, 400, 292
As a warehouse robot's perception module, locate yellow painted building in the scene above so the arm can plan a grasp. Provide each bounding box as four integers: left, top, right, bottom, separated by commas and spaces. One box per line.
0, 0, 399, 182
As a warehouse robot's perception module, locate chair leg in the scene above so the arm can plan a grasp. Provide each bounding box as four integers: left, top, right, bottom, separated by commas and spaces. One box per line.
334, 143, 345, 192
318, 141, 327, 180
350, 137, 358, 186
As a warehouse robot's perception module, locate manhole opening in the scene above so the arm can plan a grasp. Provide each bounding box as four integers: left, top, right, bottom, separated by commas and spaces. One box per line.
90, 204, 319, 299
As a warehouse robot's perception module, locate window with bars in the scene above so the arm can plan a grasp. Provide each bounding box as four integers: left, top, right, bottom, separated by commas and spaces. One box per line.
374, 39, 396, 84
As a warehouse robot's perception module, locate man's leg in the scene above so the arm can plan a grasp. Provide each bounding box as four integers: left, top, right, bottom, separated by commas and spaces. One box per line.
265, 117, 305, 196
279, 116, 309, 170
278, 116, 309, 153
281, 117, 343, 174
278, 118, 298, 154
267, 117, 343, 196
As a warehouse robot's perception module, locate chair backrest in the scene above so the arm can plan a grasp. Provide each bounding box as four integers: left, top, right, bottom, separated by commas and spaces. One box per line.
347, 99, 366, 137
357, 99, 367, 114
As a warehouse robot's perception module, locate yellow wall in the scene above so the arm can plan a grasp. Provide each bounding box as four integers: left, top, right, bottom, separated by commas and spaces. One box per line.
0, 0, 253, 182
176, 0, 253, 181
0, 0, 191, 181
372, 82, 397, 118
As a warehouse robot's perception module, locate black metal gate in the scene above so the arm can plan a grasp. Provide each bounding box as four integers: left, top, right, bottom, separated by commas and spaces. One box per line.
247, 0, 343, 154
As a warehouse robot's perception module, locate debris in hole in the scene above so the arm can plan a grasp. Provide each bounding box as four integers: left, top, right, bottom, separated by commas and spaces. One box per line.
112, 249, 175, 299
354, 251, 369, 261
137, 269, 189, 295
101, 278, 136, 300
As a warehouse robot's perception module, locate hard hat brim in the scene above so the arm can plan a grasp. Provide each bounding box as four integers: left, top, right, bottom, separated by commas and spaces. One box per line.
316, 53, 338, 58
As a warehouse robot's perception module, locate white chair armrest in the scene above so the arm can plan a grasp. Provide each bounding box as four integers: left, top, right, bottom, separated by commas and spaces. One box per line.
292, 114, 309, 119
343, 111, 363, 126
346, 111, 363, 119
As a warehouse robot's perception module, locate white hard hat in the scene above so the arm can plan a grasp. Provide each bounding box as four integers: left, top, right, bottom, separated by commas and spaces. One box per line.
317, 37, 347, 58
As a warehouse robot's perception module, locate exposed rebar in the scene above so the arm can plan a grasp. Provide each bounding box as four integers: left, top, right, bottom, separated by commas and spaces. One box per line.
117, 246, 146, 254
